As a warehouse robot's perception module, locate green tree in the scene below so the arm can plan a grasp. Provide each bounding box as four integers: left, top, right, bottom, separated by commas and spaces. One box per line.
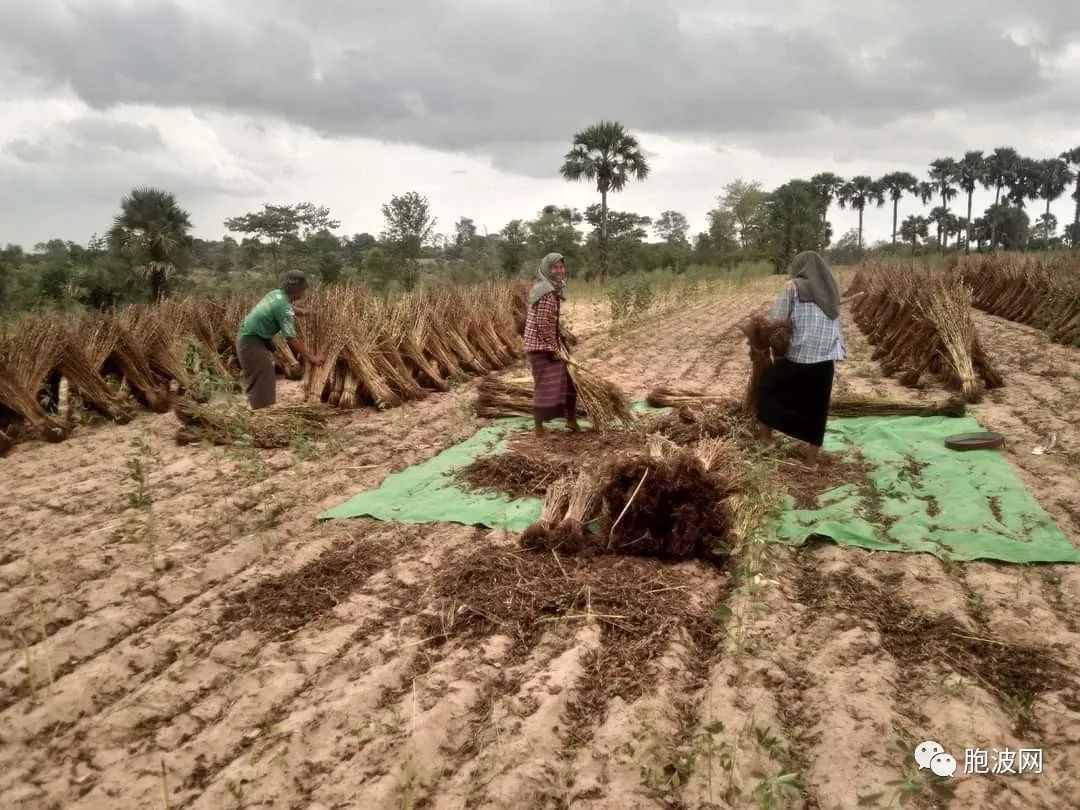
955, 151, 985, 253
837, 176, 884, 252
810, 172, 845, 244
1034, 157, 1074, 249
1006, 157, 1041, 209
900, 215, 930, 255
560, 121, 650, 279
224, 202, 339, 268
1061, 147, 1080, 248
498, 219, 529, 278
758, 180, 826, 270
720, 180, 767, 248
110, 187, 193, 302
706, 208, 739, 261
584, 205, 651, 276
983, 203, 1030, 250
380, 191, 437, 261
981, 147, 1019, 250
451, 216, 479, 259
878, 172, 919, 245
527, 205, 581, 261
653, 210, 690, 245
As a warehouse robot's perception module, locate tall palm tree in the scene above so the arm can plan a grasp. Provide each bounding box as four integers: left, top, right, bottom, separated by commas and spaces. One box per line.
110, 187, 193, 302
1035, 157, 1075, 249
1006, 157, 1041, 209
810, 172, 845, 243
837, 176, 885, 252
878, 172, 919, 246
1060, 147, 1080, 249
955, 151, 984, 253
561, 121, 650, 279
928, 158, 959, 253
981, 147, 1019, 250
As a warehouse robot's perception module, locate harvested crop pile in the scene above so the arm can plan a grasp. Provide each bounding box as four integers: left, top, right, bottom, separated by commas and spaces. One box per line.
174, 399, 333, 448
0, 330, 70, 443
646, 401, 753, 445
475, 375, 535, 418
775, 448, 874, 509
521, 470, 606, 555
850, 263, 1003, 401
740, 314, 793, 412
599, 440, 735, 562
645, 386, 731, 409
457, 451, 572, 498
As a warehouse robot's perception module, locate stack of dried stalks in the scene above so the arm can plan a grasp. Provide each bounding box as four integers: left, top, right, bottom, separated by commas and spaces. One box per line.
123, 305, 193, 391
475, 375, 535, 418
648, 387, 967, 418
0, 327, 70, 442
646, 387, 731, 409
395, 291, 450, 391
302, 286, 355, 404
174, 398, 332, 448
850, 264, 1003, 401
520, 470, 605, 555
375, 294, 429, 402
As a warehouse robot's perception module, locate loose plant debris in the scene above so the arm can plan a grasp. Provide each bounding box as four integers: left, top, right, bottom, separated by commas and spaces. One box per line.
773, 446, 875, 509
796, 562, 1071, 734
645, 401, 754, 445
848, 264, 1003, 400
456, 451, 572, 498
174, 398, 333, 448
219, 534, 396, 637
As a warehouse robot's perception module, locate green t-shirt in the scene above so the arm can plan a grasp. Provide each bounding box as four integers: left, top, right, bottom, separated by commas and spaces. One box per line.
238, 289, 297, 340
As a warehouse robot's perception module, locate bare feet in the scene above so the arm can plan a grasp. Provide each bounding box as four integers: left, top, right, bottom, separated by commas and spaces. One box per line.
566, 418, 581, 433
534, 419, 546, 438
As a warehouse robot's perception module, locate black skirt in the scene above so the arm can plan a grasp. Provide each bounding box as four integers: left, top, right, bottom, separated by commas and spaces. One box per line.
756, 358, 835, 447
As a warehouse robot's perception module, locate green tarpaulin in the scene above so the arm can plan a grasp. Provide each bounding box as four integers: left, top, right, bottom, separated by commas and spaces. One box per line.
319, 413, 1078, 565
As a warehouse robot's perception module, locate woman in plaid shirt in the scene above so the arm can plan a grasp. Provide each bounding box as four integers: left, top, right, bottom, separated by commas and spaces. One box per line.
756, 251, 845, 460
523, 252, 580, 437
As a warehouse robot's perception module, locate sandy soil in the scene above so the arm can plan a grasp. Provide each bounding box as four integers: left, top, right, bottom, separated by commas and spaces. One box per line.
2, 276, 1079, 810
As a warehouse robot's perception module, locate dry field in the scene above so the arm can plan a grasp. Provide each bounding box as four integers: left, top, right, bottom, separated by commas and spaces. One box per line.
3, 276, 1080, 810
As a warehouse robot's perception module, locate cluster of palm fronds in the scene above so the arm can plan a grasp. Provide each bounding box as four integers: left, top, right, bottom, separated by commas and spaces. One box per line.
0, 280, 527, 449
847, 264, 1003, 402
959, 254, 1080, 346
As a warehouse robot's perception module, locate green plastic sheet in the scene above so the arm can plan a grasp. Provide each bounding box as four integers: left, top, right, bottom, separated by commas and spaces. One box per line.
318, 415, 543, 531
772, 415, 1079, 563
319, 412, 1078, 565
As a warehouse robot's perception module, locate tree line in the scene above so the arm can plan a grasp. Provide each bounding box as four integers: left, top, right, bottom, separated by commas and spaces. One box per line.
2, 122, 1077, 314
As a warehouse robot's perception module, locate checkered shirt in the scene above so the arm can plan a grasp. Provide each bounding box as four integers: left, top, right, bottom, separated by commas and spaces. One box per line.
768, 282, 846, 363
523, 292, 560, 352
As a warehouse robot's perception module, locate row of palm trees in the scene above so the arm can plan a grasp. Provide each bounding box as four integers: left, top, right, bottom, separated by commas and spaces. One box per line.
809, 147, 1080, 253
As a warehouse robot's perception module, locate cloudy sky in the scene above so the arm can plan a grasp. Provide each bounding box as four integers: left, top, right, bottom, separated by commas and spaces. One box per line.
1, 0, 1078, 250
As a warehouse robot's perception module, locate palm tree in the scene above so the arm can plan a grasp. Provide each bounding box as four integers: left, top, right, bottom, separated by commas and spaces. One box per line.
916, 181, 936, 208
561, 121, 649, 278
810, 172, 845, 243
1007, 157, 1041, 209
955, 151, 984, 253
878, 172, 919, 245
837, 176, 885, 252
110, 187, 193, 301
900, 215, 929, 256
981, 147, 1019, 250
1058, 147, 1080, 249
1034, 158, 1075, 249
928, 158, 959, 253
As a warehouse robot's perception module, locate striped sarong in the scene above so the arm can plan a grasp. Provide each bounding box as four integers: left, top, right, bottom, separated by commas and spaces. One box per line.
527, 351, 576, 421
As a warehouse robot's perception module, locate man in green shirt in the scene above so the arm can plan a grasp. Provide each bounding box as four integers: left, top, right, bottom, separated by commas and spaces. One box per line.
236, 269, 324, 409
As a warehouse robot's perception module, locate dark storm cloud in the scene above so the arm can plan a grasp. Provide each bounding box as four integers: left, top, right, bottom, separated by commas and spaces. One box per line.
0, 0, 1076, 175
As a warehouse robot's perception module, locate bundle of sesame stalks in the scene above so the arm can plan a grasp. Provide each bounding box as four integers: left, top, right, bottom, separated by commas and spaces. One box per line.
475, 375, 534, 418
519, 475, 573, 550
916, 279, 981, 402
0, 324, 71, 443
646, 387, 732, 408
740, 314, 793, 413
829, 394, 967, 418
520, 471, 604, 555
556, 345, 633, 432
174, 398, 333, 448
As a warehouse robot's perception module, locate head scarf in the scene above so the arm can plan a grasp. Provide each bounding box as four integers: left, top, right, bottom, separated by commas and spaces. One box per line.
789, 251, 840, 320
528, 252, 566, 306
281, 269, 308, 296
